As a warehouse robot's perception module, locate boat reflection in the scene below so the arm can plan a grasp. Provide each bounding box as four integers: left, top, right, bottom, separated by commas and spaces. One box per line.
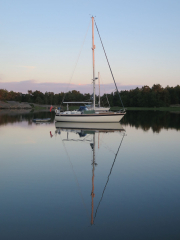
55, 122, 126, 225
55, 122, 125, 132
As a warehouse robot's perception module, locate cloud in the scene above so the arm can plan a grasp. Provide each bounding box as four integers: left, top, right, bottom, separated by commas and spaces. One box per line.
0, 80, 142, 94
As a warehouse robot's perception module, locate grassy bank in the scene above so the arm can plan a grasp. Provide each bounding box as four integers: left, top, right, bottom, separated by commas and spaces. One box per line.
33, 106, 46, 110
29, 104, 47, 110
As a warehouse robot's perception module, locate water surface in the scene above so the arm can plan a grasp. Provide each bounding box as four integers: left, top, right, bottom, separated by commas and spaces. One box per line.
0, 110, 180, 240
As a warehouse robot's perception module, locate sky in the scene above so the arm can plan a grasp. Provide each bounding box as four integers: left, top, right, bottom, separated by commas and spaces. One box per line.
0, 0, 180, 94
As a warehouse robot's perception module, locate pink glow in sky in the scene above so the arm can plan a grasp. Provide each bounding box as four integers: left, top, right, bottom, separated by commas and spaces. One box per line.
1, 1, 180, 90
0, 80, 142, 94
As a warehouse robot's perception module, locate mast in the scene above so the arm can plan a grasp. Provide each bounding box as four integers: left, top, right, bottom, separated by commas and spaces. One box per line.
98, 72, 100, 107
92, 16, 96, 110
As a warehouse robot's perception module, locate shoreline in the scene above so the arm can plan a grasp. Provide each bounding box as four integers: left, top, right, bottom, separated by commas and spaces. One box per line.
1, 101, 180, 112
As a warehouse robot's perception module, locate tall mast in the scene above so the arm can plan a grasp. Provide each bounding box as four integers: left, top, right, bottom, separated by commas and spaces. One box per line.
92, 16, 96, 110
98, 72, 100, 107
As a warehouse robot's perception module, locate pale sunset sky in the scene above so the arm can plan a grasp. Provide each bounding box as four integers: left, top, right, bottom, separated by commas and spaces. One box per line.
0, 0, 180, 94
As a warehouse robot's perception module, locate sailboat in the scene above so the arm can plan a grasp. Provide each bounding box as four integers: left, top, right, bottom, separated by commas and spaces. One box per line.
55, 17, 125, 123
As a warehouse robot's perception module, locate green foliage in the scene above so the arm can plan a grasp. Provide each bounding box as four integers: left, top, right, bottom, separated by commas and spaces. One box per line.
0, 84, 180, 107
119, 84, 180, 107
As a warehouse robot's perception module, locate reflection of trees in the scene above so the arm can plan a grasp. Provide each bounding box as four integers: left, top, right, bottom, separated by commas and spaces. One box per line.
121, 111, 180, 133
0, 110, 180, 133
0, 111, 55, 126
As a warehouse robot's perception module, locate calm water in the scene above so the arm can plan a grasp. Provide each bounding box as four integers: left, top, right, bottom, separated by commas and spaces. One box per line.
0, 110, 180, 240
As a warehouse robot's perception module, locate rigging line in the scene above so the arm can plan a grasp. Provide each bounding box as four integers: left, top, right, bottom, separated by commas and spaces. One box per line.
94, 20, 125, 110
99, 74, 110, 108
93, 133, 125, 223
60, 135, 89, 219
98, 135, 116, 155
100, 142, 115, 155
60, 20, 91, 107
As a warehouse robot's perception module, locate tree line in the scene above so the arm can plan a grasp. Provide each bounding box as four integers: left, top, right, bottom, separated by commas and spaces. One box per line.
0, 84, 180, 107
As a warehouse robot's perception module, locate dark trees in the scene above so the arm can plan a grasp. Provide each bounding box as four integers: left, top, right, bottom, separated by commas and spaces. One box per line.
0, 84, 180, 107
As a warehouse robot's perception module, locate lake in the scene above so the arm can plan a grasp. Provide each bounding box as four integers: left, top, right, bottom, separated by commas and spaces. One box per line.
0, 110, 180, 240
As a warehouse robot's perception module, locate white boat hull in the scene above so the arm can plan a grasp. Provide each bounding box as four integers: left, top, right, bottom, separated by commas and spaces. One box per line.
55, 112, 125, 123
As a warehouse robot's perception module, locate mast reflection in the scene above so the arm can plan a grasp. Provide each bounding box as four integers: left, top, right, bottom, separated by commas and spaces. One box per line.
55, 122, 126, 225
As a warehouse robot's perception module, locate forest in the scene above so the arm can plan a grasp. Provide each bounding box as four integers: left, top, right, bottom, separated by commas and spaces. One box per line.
0, 84, 180, 107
